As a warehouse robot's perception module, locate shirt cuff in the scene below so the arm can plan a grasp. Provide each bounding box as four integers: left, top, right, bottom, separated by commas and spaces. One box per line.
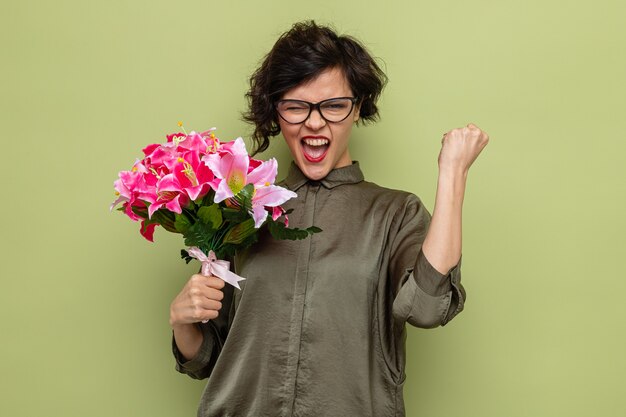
413, 250, 462, 297
171, 325, 215, 374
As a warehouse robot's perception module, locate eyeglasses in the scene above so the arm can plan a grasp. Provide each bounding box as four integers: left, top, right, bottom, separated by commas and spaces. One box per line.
276, 97, 358, 124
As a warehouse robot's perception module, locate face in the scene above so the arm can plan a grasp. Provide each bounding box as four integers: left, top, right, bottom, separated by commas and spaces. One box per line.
278, 67, 360, 181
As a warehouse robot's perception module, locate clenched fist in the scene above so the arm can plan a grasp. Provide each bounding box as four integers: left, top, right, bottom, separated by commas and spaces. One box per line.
439, 123, 489, 174
169, 274, 226, 327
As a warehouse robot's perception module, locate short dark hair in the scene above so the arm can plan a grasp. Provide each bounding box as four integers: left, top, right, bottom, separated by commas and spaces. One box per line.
243, 21, 388, 154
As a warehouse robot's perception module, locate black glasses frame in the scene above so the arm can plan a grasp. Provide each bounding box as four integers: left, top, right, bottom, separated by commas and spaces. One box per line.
275, 97, 358, 124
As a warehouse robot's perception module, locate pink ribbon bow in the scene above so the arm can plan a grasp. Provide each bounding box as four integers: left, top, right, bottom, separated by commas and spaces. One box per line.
186, 247, 246, 290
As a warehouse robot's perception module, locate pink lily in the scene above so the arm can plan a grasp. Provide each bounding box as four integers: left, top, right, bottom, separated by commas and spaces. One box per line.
247, 158, 296, 227
175, 131, 213, 155
165, 129, 222, 156
215, 134, 245, 156
247, 157, 279, 186
111, 161, 155, 220
143, 144, 177, 169
204, 138, 250, 203
166, 132, 187, 145
204, 138, 296, 227
142, 143, 161, 157
168, 151, 217, 201
146, 174, 190, 218
250, 185, 296, 227
139, 220, 158, 242
272, 206, 289, 227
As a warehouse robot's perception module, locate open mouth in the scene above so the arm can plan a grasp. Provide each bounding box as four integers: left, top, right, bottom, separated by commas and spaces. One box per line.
301, 137, 329, 163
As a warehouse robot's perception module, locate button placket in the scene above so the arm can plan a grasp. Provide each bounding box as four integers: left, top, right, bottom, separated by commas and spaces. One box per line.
283, 182, 320, 416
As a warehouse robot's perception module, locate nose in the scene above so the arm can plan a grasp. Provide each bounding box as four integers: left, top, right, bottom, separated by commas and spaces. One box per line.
304, 108, 326, 130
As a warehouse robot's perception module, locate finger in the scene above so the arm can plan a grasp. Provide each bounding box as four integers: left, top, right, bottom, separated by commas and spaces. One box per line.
202, 299, 223, 311
189, 299, 222, 321
190, 274, 225, 288
205, 287, 225, 302
199, 309, 219, 322
189, 294, 223, 310
204, 276, 226, 290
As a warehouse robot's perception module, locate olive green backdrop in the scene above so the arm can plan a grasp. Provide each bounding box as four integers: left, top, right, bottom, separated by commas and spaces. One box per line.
2, 0, 624, 416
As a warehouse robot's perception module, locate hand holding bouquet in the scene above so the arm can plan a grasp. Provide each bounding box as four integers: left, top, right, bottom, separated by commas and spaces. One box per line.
111, 124, 320, 289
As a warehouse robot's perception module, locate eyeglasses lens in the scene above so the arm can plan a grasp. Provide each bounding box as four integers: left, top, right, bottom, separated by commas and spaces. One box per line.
277, 98, 354, 124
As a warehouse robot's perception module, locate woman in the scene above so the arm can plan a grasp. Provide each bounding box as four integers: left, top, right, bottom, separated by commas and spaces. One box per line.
169, 21, 488, 416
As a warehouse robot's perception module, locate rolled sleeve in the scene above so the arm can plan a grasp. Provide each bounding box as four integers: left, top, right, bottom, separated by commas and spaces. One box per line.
171, 325, 217, 379
412, 250, 465, 326
390, 194, 467, 328
393, 251, 465, 328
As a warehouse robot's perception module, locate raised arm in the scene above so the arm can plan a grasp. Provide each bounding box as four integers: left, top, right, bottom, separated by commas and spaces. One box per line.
422, 123, 489, 274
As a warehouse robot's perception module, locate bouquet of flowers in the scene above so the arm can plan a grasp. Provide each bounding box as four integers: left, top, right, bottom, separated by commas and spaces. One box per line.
111, 124, 320, 289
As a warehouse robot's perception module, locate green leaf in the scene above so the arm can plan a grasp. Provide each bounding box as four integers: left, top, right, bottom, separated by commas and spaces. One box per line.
235, 184, 255, 212
141, 216, 160, 234
239, 183, 255, 197
223, 218, 256, 245
222, 208, 251, 224
267, 220, 322, 241
130, 204, 149, 219
183, 221, 216, 249
215, 244, 236, 260
174, 213, 193, 234
129, 204, 178, 233
221, 208, 244, 222
196, 190, 216, 207
180, 249, 193, 264
152, 209, 178, 233
197, 204, 223, 229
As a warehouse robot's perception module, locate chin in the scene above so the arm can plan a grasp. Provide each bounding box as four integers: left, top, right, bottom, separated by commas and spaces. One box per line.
298, 162, 330, 181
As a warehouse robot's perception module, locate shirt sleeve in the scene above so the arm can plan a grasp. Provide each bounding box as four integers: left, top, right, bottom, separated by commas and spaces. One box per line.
389, 194, 466, 328
171, 282, 234, 380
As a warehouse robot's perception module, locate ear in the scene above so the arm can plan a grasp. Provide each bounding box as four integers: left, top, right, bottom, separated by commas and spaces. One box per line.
353, 101, 361, 123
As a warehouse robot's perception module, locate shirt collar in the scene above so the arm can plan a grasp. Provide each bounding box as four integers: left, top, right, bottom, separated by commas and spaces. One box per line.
283, 161, 365, 191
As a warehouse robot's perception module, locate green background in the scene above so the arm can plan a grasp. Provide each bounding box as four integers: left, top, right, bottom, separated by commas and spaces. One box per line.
2, 0, 624, 416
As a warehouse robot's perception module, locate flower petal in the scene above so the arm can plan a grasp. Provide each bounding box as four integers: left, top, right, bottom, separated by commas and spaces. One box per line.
166, 132, 186, 143
186, 183, 212, 201
219, 137, 248, 156
213, 179, 233, 203
140, 220, 158, 242
206, 151, 249, 196
110, 194, 128, 211
247, 158, 278, 186
157, 174, 183, 192
252, 185, 297, 208
177, 132, 208, 153
251, 204, 268, 228
164, 194, 185, 214
271, 206, 284, 221
142, 143, 160, 157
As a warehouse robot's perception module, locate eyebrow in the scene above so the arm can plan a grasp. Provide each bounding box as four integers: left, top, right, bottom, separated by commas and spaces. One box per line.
278, 96, 352, 102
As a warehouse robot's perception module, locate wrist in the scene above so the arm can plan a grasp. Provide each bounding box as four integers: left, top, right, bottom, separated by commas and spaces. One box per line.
438, 165, 468, 184
437, 167, 468, 191
171, 321, 200, 333
434, 166, 467, 208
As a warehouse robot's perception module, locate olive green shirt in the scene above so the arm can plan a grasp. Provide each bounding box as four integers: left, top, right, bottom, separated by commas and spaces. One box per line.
173, 162, 465, 417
